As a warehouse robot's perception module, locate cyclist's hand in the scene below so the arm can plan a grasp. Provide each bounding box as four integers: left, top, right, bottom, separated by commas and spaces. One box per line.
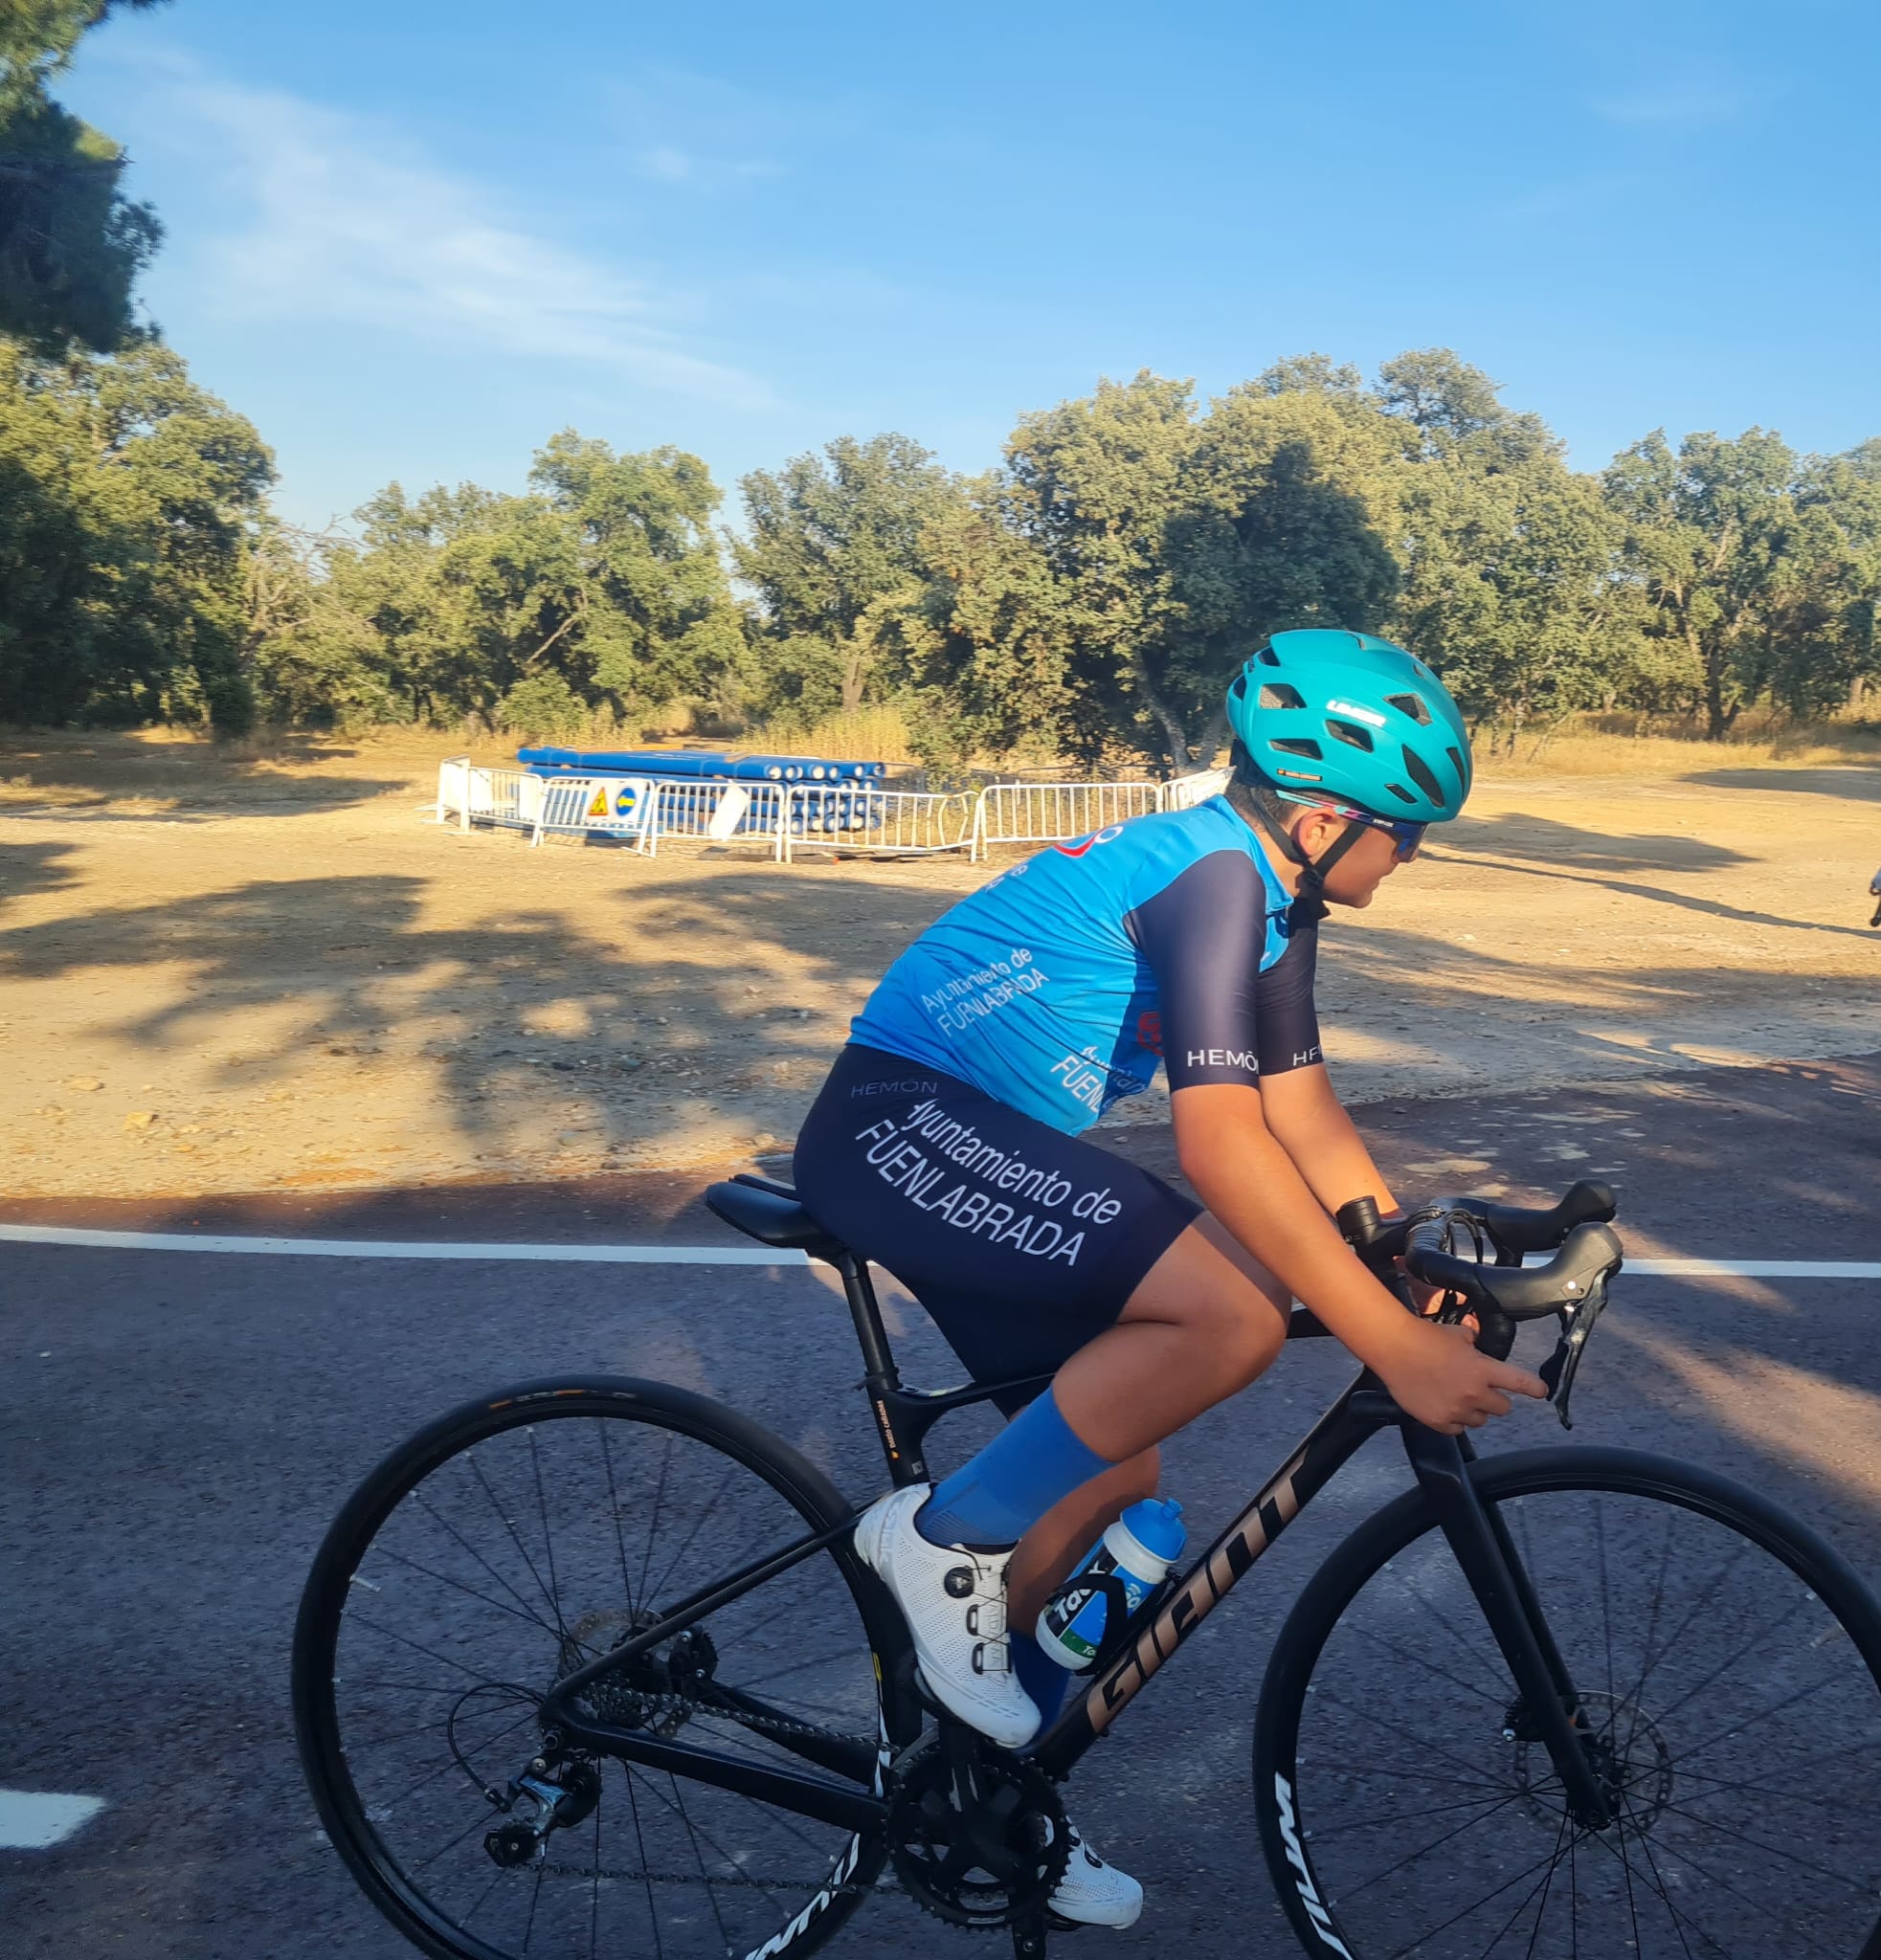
1376, 1320, 1547, 1434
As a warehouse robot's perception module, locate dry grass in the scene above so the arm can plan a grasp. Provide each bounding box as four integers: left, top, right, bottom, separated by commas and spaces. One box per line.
1485, 714, 1881, 779
745, 703, 918, 762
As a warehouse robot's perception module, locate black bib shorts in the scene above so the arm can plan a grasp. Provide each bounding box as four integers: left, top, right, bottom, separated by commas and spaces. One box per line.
792, 1043, 1201, 1414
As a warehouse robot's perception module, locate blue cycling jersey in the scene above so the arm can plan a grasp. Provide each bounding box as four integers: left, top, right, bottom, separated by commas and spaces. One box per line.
851, 795, 1322, 1135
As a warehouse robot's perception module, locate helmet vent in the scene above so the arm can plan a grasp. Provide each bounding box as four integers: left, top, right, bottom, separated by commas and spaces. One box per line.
1258, 682, 1306, 710
1446, 746, 1468, 793
1255, 647, 1281, 667
1326, 719, 1375, 752
1269, 737, 1323, 761
1401, 746, 1445, 808
1384, 782, 1419, 805
1385, 692, 1434, 726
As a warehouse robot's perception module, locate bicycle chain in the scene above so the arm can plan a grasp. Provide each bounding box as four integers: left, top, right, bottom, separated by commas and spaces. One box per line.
574, 1682, 882, 1753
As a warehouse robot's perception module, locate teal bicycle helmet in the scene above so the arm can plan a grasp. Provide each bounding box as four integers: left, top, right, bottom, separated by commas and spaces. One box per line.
1224, 628, 1471, 822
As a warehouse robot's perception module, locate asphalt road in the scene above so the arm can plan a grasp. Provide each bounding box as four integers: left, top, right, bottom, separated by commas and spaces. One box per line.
2, 1054, 1878, 1960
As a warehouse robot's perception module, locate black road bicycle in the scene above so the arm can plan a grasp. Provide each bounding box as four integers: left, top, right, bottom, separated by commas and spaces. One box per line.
294, 1179, 1881, 1960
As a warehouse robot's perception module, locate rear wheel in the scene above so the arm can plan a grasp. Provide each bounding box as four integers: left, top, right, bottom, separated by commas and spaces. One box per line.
1254, 1447, 1881, 1958
293, 1376, 920, 1960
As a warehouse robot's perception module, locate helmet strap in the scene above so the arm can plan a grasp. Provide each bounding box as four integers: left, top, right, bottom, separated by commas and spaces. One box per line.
1231, 780, 1367, 925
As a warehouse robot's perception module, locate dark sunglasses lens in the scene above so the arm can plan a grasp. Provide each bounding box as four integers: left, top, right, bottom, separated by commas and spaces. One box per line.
1394, 823, 1427, 857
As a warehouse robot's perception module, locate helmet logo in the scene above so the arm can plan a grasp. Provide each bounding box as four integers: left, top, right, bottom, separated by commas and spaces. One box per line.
1325, 698, 1386, 728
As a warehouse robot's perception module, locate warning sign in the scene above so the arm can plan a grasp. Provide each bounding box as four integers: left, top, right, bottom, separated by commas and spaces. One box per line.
586, 788, 610, 819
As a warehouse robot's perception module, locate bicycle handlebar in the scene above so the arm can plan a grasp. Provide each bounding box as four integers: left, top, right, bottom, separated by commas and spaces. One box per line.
1335, 1180, 1617, 1262
1333, 1180, 1625, 1429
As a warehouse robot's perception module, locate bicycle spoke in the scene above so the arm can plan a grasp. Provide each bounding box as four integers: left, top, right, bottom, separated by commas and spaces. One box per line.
1383, 1835, 1586, 1960
469, 1451, 566, 1638
646, 1456, 743, 1606
527, 1428, 567, 1643
669, 1771, 738, 1954
597, 1419, 637, 1620
637, 1428, 676, 1608
412, 1484, 553, 1631
619, 1749, 666, 1960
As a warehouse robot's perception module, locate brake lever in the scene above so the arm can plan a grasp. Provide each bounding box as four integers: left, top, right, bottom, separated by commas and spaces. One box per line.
1536, 1281, 1610, 1430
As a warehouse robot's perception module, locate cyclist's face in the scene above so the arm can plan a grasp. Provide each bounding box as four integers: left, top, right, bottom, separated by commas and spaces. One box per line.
1293, 809, 1414, 909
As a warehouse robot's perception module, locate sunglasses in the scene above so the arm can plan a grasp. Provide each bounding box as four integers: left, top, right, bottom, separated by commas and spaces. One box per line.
1274, 791, 1427, 860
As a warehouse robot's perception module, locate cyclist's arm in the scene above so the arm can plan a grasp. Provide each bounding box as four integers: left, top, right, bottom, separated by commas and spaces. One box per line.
1258, 1063, 1399, 1216
1171, 1082, 1415, 1371
1172, 1083, 1544, 1425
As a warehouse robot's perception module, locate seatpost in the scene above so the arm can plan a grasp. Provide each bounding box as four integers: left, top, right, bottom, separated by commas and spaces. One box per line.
834, 1253, 924, 1489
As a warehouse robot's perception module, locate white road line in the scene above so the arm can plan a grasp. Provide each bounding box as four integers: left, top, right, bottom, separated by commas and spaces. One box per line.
0, 1789, 104, 1850
0, 1222, 809, 1264
0, 1222, 1875, 1278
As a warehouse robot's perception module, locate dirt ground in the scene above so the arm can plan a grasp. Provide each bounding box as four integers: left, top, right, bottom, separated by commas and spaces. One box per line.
1, 729, 1876, 1200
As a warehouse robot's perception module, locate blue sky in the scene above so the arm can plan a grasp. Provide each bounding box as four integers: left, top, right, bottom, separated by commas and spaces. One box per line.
70, 0, 1881, 531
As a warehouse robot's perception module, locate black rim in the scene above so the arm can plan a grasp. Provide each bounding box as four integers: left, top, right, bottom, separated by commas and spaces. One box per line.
1257, 1451, 1881, 1960
294, 1379, 915, 1960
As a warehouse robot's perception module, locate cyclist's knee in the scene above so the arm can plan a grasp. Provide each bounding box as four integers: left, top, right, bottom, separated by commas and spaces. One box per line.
1124, 1217, 1288, 1382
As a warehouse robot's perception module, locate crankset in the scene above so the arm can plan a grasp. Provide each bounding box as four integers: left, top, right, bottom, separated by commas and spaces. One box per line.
886, 1727, 1070, 1930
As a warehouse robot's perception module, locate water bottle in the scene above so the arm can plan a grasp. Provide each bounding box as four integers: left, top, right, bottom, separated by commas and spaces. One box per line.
1035, 1498, 1186, 1671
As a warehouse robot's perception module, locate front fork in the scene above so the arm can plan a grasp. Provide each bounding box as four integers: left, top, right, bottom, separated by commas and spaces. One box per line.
1404, 1425, 1614, 1829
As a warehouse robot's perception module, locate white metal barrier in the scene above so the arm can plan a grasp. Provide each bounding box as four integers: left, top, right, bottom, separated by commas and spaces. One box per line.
970, 780, 1161, 860
433, 761, 655, 851
529, 775, 657, 852
1161, 766, 1231, 811
777, 786, 976, 861
437, 757, 1235, 863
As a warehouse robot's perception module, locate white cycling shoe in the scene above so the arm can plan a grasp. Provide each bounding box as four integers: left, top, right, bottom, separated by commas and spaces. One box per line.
851, 1484, 1041, 1749
1044, 1818, 1145, 1928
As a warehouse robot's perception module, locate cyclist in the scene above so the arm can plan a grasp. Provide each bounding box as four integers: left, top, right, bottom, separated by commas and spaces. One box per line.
792, 629, 1546, 1928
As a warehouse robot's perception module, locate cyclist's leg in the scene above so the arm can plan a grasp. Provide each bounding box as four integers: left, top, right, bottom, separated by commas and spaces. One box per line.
1005, 1219, 1288, 1624
1051, 1214, 1291, 1460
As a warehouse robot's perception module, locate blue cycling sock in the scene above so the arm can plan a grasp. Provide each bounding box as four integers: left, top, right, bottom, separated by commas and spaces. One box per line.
1008, 1631, 1069, 1726
915, 1388, 1112, 1550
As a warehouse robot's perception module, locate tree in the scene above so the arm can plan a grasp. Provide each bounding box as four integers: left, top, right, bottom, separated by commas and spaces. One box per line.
927, 371, 1400, 773
1370, 353, 1640, 743
1602, 429, 1803, 739
0, 2, 168, 353
0, 338, 273, 729
735, 434, 964, 722
532, 431, 745, 726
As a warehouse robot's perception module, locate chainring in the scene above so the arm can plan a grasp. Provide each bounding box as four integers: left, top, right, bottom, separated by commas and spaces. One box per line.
885, 1734, 1070, 1929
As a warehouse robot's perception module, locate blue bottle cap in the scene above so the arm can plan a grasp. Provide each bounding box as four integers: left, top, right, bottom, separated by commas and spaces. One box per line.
1119, 1497, 1187, 1562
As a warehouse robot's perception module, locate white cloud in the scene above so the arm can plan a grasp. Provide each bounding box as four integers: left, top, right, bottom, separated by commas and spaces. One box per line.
1589, 80, 1745, 128
137, 56, 773, 407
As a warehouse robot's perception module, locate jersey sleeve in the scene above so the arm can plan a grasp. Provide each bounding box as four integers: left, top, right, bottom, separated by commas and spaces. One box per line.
1126, 853, 1322, 1091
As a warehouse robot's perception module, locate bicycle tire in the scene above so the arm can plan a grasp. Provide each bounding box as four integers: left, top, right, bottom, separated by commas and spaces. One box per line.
1252, 1445, 1881, 1960
293, 1375, 920, 1960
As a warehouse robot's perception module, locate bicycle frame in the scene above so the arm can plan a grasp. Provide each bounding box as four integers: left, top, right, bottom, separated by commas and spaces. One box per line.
537, 1250, 1617, 1835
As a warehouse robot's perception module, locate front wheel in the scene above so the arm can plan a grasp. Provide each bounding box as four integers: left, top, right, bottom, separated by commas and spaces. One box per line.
1254, 1446, 1881, 1959
293, 1375, 920, 1960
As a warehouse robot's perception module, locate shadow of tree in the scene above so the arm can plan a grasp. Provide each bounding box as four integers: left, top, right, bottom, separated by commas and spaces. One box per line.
1441, 811, 1752, 874
0, 839, 80, 911
0, 732, 407, 817
1684, 767, 1881, 803
1422, 845, 1877, 942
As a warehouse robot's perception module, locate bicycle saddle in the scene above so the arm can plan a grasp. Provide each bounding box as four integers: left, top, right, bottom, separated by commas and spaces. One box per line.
705, 1176, 846, 1259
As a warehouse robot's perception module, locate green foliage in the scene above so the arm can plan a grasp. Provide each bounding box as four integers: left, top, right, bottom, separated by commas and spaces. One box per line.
0, 2, 168, 354
0, 338, 273, 730
7, 322, 1878, 763
735, 434, 966, 721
